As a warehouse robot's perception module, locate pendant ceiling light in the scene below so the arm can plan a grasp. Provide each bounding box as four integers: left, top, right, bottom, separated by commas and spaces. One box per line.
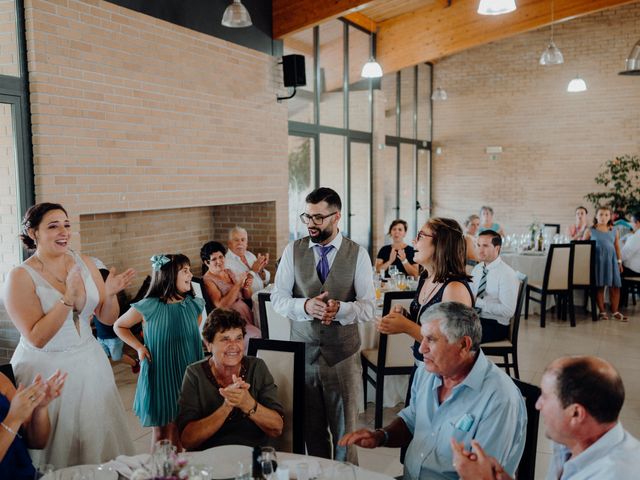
477, 0, 517, 15
361, 26, 383, 79
431, 87, 448, 101
221, 0, 252, 28
567, 76, 587, 93
539, 0, 564, 65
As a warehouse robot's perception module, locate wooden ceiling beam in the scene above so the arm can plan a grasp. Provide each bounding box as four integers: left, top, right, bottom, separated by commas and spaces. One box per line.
377, 0, 639, 74
343, 12, 376, 32
273, 0, 372, 38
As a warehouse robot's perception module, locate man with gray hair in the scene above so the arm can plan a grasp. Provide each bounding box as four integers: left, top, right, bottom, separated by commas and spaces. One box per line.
340, 302, 527, 480
225, 226, 270, 292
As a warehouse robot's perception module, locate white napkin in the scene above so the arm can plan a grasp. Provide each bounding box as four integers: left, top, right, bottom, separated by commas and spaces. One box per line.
101, 453, 151, 478
280, 458, 322, 479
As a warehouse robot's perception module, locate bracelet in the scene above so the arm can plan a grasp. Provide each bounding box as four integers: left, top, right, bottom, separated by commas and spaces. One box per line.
375, 428, 388, 447
1, 421, 21, 438
59, 297, 74, 308
401, 259, 408, 264
617, 259, 622, 264
246, 400, 258, 417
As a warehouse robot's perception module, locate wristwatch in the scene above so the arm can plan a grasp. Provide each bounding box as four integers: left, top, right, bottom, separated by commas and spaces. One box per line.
246, 400, 258, 417
375, 428, 389, 446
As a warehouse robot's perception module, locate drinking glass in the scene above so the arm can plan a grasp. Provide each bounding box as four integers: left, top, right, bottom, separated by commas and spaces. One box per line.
260, 447, 277, 477
234, 462, 251, 480
388, 265, 398, 277
261, 459, 276, 480
396, 273, 407, 290
330, 462, 356, 480
152, 439, 176, 477
295, 462, 309, 480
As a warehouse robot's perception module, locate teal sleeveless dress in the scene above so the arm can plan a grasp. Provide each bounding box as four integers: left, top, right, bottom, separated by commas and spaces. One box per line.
132, 296, 205, 427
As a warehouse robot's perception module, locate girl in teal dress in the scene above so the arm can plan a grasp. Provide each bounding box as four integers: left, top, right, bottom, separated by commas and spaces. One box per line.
115, 254, 204, 449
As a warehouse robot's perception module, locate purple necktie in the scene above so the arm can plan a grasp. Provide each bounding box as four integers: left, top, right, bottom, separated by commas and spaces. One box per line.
316, 245, 334, 283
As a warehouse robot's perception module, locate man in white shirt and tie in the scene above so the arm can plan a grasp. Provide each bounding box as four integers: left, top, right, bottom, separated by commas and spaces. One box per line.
271, 187, 375, 463
471, 230, 519, 343
225, 226, 271, 292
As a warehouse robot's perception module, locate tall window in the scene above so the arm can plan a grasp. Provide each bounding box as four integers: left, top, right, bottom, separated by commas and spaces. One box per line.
284, 20, 373, 252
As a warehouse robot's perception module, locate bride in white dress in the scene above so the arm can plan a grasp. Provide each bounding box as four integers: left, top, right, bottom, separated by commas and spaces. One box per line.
5, 203, 136, 468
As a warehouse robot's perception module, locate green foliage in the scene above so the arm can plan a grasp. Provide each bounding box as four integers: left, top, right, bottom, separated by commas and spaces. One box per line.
585, 154, 640, 214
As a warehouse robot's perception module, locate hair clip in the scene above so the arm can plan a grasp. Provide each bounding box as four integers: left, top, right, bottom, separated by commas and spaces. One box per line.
150, 254, 170, 271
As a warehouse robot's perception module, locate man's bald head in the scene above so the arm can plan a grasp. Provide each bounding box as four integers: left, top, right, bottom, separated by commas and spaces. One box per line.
545, 356, 624, 424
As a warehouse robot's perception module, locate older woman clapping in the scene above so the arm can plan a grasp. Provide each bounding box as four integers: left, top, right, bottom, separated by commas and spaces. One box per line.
177, 309, 283, 451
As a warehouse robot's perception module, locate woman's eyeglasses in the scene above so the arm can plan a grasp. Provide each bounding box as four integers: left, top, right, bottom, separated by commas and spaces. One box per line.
415, 231, 435, 242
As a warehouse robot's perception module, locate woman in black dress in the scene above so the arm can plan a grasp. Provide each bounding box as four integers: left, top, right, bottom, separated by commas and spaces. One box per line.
375, 219, 419, 278
377, 217, 474, 369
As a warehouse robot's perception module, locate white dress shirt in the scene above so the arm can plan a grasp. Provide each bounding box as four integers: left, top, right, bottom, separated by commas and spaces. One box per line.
271, 232, 376, 326
621, 229, 640, 273
225, 249, 271, 292
471, 256, 519, 326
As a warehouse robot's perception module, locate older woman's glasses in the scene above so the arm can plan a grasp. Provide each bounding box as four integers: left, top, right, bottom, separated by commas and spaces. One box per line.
299, 212, 338, 225
415, 231, 435, 242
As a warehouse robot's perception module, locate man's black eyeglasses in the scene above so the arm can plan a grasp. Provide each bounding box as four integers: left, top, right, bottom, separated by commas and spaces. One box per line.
299, 212, 338, 226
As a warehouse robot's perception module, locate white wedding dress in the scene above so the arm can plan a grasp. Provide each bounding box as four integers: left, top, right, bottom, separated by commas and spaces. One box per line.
11, 251, 134, 468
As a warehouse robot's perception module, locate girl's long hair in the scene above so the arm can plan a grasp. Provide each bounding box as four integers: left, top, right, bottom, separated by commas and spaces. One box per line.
145, 253, 194, 302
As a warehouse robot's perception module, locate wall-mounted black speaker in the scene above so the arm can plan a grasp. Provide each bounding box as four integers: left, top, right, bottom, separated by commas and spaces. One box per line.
282, 54, 306, 87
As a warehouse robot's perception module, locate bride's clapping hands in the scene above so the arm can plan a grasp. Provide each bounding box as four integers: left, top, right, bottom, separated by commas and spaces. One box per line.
104, 267, 136, 297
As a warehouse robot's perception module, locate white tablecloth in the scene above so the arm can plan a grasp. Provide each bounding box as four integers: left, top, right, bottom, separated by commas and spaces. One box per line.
49, 445, 395, 480
501, 252, 547, 283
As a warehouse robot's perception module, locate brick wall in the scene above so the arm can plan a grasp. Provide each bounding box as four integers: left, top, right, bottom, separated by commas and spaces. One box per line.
79, 207, 216, 295
23, 0, 288, 243
431, 2, 640, 233
0, 0, 289, 359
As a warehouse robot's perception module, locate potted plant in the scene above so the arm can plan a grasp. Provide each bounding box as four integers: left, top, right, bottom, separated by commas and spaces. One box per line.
585, 154, 640, 214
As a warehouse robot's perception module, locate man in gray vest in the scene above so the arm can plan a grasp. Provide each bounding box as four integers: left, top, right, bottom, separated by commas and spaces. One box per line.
271, 187, 375, 463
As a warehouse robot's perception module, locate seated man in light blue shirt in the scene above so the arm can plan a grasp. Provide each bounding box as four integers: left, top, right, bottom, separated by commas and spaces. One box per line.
339, 302, 526, 480
452, 355, 640, 480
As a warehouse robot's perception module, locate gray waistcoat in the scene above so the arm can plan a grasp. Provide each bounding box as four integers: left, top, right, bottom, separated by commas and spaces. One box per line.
290, 236, 361, 367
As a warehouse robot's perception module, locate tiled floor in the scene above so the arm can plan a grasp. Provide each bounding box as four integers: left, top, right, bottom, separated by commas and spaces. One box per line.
114, 301, 640, 479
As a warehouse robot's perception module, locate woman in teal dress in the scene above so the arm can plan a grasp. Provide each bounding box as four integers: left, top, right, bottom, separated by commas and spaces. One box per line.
115, 254, 204, 449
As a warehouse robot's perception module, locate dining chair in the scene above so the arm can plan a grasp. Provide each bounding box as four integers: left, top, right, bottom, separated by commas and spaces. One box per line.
481, 273, 527, 379
191, 276, 214, 315
524, 243, 575, 328
512, 378, 541, 480
570, 240, 597, 321
542, 223, 561, 235
621, 276, 640, 307
257, 293, 291, 341
361, 290, 415, 428
247, 338, 305, 454
0, 363, 15, 386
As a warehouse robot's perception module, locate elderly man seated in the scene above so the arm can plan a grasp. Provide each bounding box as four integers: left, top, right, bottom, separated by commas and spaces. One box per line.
339, 302, 526, 480
177, 309, 283, 450
452, 355, 640, 480
225, 226, 271, 292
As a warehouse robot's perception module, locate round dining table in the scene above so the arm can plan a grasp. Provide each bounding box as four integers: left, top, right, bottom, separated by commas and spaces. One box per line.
46, 444, 395, 480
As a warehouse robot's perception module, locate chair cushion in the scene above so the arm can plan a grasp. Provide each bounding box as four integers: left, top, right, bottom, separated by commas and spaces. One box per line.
624, 276, 640, 283
361, 348, 379, 366
482, 340, 513, 348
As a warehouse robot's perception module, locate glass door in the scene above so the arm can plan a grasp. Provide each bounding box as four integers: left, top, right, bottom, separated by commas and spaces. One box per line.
348, 139, 371, 252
